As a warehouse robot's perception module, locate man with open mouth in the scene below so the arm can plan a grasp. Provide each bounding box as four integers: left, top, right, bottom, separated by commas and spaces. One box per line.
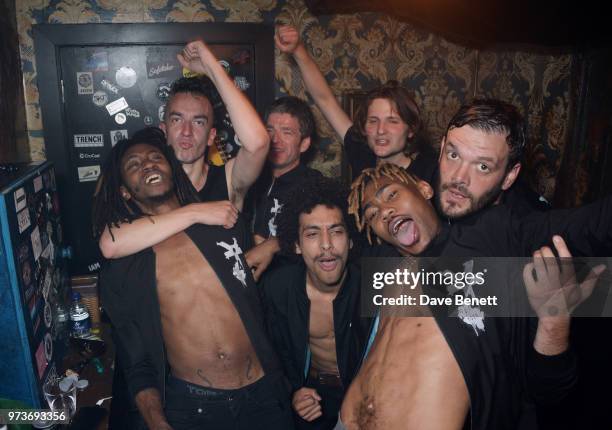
336, 162, 612, 429
259, 177, 373, 429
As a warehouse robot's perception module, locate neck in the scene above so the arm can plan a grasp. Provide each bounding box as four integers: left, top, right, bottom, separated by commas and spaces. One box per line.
272, 160, 300, 178
136, 194, 181, 216
182, 157, 208, 191
377, 152, 412, 169
306, 269, 346, 298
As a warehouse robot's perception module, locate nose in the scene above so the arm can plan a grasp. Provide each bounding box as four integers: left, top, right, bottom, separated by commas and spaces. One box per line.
320, 230, 332, 251
381, 205, 395, 223
181, 120, 193, 136
271, 130, 281, 144
376, 120, 386, 135
451, 161, 470, 186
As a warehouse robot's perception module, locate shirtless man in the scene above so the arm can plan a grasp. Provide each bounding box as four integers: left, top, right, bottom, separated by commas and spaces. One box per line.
98, 39, 268, 258
259, 178, 371, 429
96, 128, 293, 430
340, 163, 610, 429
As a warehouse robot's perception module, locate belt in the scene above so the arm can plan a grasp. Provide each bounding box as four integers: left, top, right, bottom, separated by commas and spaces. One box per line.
308, 368, 343, 388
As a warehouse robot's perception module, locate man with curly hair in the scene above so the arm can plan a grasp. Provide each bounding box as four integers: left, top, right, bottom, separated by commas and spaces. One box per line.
259, 177, 373, 430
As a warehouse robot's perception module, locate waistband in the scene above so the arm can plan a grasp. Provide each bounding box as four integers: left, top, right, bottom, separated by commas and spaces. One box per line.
308, 368, 343, 388
167, 372, 280, 400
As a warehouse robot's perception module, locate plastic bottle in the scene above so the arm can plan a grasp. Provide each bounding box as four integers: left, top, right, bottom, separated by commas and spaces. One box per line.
69, 292, 91, 337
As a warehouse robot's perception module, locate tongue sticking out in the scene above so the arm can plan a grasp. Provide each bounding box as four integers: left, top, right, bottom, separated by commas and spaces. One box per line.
395, 219, 417, 247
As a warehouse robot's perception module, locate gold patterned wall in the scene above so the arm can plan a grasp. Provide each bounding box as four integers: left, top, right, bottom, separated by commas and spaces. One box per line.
16, 0, 575, 200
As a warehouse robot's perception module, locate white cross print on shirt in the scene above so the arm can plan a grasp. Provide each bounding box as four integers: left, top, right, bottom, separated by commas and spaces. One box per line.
268, 198, 283, 237
216, 237, 247, 287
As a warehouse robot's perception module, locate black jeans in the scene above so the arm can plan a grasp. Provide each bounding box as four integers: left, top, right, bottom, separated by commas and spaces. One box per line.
164, 372, 294, 430
295, 375, 345, 430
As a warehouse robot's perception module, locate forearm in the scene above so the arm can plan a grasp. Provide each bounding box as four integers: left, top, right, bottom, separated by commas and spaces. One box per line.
99, 205, 199, 258
292, 44, 352, 138
533, 317, 570, 356
135, 388, 171, 430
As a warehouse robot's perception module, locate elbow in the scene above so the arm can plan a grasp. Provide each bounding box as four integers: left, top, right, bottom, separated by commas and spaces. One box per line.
99, 238, 117, 259
252, 133, 269, 154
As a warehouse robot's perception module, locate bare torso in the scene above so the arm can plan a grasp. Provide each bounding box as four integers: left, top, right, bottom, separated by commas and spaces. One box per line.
154, 232, 264, 388
307, 285, 339, 374
340, 316, 469, 429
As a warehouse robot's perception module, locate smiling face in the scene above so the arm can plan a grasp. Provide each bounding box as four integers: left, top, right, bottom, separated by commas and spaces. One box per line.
296, 205, 351, 289
437, 125, 520, 219
364, 98, 414, 164
361, 176, 440, 255
266, 112, 310, 177
119, 143, 175, 211
160, 92, 216, 165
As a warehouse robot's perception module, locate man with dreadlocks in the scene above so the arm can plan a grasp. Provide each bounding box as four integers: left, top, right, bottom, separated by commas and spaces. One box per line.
259, 177, 372, 429
98, 39, 267, 259
95, 127, 293, 430
337, 162, 612, 430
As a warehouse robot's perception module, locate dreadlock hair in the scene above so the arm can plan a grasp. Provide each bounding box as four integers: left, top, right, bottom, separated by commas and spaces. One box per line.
355, 80, 422, 158
348, 163, 420, 244
276, 176, 355, 255
92, 127, 199, 239
446, 98, 526, 169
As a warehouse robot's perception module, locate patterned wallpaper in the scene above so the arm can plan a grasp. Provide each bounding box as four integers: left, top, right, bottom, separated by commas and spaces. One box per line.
16, 0, 576, 200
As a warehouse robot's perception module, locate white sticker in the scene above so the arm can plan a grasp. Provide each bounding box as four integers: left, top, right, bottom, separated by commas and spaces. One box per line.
31, 226, 42, 261
100, 79, 119, 94
125, 108, 140, 118
14, 187, 26, 212
33, 175, 43, 193
110, 130, 128, 146
17, 208, 31, 233
92, 90, 108, 106
78, 165, 101, 182
116, 66, 137, 88
158, 104, 166, 122
74, 134, 104, 148
115, 112, 127, 125
77, 72, 94, 94
79, 152, 101, 160
106, 97, 129, 116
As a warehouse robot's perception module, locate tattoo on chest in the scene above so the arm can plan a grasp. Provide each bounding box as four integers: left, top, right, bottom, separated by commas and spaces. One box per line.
196, 368, 213, 387
246, 356, 253, 380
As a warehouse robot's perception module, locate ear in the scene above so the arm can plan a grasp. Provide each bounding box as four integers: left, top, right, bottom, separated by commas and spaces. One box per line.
119, 185, 131, 201
416, 180, 434, 201
299, 136, 311, 153
159, 122, 167, 135
501, 162, 521, 190
207, 127, 217, 147
295, 241, 302, 255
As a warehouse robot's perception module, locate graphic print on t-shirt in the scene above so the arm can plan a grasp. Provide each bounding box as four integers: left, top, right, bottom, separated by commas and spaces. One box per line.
216, 237, 247, 287
267, 198, 283, 237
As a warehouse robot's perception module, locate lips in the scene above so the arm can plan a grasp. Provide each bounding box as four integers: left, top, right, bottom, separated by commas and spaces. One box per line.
317, 256, 338, 272
388, 216, 418, 247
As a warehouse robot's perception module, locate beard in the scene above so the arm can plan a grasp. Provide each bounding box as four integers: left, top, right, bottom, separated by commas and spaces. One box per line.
436, 171, 504, 220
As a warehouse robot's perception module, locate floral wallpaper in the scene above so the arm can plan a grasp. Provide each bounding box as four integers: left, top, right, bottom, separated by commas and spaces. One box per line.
16, 0, 577, 201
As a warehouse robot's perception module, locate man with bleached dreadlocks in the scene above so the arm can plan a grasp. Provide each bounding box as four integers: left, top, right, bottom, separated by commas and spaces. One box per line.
94, 127, 294, 430
335, 162, 612, 430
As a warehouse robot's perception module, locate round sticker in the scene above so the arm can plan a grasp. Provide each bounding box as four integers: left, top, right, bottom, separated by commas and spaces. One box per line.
92, 90, 108, 106
78, 73, 92, 88
115, 112, 127, 124
158, 104, 166, 122
157, 82, 171, 102
44, 332, 53, 362
44, 300, 53, 328
144, 115, 153, 126
115, 66, 138, 88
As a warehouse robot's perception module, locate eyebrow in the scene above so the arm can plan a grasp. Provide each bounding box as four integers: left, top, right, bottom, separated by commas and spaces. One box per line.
361, 183, 392, 216
446, 142, 498, 164
168, 111, 209, 121
303, 223, 346, 230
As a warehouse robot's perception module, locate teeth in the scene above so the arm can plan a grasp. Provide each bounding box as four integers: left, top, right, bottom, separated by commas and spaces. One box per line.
145, 174, 161, 184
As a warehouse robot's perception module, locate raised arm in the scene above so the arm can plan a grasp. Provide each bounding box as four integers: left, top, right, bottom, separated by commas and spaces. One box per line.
178, 40, 269, 211
99, 201, 238, 259
275, 25, 353, 139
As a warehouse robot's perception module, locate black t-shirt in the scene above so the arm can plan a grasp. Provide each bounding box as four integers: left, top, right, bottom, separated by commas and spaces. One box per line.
252, 163, 323, 239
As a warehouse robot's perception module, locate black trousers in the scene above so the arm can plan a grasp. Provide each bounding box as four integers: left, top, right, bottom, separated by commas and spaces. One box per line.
164, 372, 295, 430
295, 375, 345, 430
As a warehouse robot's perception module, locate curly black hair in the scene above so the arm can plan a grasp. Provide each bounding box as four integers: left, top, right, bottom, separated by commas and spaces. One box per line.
276, 176, 355, 255
92, 127, 199, 239
168, 76, 225, 126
